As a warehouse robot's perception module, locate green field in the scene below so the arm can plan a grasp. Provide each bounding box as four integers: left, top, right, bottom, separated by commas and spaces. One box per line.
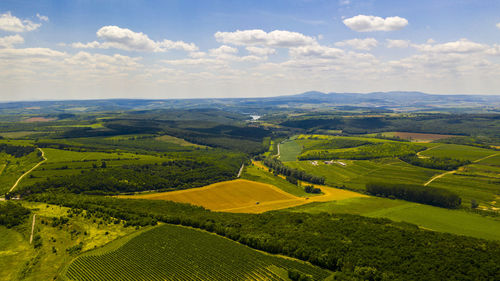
4, 202, 138, 281
278, 139, 302, 162
420, 144, 497, 161
285, 158, 439, 190
241, 162, 312, 197
17, 148, 166, 189
0, 150, 42, 194
0, 226, 33, 281
65, 224, 331, 281
288, 197, 500, 241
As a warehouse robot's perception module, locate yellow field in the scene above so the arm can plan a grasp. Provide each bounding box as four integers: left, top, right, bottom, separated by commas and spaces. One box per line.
118, 179, 366, 213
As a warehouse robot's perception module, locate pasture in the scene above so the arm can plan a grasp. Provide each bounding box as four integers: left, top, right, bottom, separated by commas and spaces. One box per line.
0, 226, 33, 281
0, 151, 42, 194
65, 224, 331, 281
419, 144, 497, 161
8, 202, 137, 281
288, 197, 500, 241
278, 139, 302, 161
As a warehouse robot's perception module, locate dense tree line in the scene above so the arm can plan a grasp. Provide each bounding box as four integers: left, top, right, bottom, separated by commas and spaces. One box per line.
0, 201, 31, 228
301, 138, 371, 152
263, 158, 325, 185
277, 114, 500, 139
400, 155, 470, 170
366, 182, 461, 208
16, 158, 242, 195
23, 193, 500, 280
298, 142, 425, 160
0, 143, 35, 157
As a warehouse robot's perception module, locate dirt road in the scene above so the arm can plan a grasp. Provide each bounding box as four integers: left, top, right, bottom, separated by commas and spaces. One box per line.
9, 148, 46, 192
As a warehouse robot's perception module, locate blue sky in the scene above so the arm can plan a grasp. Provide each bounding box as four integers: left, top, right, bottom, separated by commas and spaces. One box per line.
1, 0, 500, 100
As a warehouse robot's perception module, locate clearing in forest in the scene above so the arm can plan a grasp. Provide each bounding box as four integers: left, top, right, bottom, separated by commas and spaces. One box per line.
119, 179, 365, 213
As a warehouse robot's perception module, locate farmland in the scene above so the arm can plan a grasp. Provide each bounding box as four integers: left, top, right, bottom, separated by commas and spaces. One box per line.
288, 197, 500, 241
65, 224, 331, 281
0, 103, 499, 280
119, 179, 365, 213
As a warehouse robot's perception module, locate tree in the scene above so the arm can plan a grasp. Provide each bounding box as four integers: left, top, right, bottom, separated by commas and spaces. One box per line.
471, 199, 479, 209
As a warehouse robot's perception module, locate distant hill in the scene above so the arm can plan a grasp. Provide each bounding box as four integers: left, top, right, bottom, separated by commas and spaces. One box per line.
0, 91, 499, 114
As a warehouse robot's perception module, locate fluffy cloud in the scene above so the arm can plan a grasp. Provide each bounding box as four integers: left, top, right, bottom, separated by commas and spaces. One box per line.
289, 45, 344, 59
72, 26, 198, 52
246, 46, 276, 56
343, 15, 408, 32
208, 45, 238, 57
386, 39, 410, 48
64, 51, 141, 70
335, 38, 378, 50
0, 35, 24, 48
36, 13, 49, 22
497, 23, 500, 30
215, 29, 317, 47
0, 47, 66, 58
0, 11, 42, 32
413, 39, 488, 53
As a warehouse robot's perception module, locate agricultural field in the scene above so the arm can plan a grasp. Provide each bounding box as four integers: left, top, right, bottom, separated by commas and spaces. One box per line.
288, 197, 500, 241
419, 144, 498, 161
65, 224, 331, 281
119, 178, 365, 213
368, 132, 456, 142
278, 138, 302, 161
0, 150, 43, 194
16, 148, 166, 190
285, 158, 439, 190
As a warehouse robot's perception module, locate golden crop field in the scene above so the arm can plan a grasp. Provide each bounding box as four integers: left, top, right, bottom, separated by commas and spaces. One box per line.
119, 179, 366, 213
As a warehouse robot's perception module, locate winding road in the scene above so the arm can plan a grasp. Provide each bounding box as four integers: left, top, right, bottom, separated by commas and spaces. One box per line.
9, 148, 46, 193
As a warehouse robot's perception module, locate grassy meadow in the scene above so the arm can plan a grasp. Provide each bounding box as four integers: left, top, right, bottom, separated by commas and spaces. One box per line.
288, 197, 500, 241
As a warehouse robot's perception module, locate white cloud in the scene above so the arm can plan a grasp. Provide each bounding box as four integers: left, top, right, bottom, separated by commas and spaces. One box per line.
386, 39, 410, 48
71, 41, 101, 49
289, 45, 344, 59
335, 38, 378, 50
414, 39, 488, 54
0, 35, 24, 48
0, 47, 66, 58
485, 44, 500, 56
246, 46, 276, 56
497, 23, 500, 30
0, 11, 42, 32
64, 51, 141, 70
209, 45, 238, 57
214, 29, 317, 47
343, 15, 408, 32
72, 26, 198, 52
36, 13, 49, 22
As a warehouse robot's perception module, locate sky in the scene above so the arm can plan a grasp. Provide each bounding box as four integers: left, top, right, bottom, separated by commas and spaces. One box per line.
1, 0, 500, 101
